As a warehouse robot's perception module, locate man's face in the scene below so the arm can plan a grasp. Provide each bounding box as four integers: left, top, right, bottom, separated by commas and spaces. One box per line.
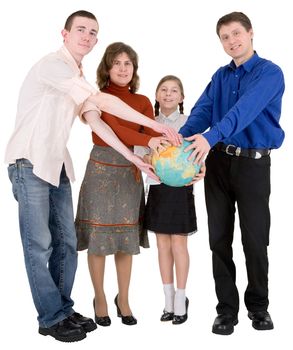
62, 16, 98, 62
219, 21, 254, 66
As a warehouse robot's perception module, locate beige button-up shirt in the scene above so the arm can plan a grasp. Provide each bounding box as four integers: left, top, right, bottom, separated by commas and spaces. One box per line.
5, 46, 97, 186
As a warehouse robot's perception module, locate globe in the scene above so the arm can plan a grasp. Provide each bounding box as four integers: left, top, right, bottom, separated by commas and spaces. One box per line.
152, 140, 201, 187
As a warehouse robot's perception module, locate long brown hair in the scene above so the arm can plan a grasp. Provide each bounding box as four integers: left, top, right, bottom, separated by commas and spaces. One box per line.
96, 42, 140, 93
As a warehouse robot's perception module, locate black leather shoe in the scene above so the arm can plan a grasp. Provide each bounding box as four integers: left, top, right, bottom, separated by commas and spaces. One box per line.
68, 312, 97, 332
248, 311, 274, 330
160, 310, 174, 322
114, 294, 137, 325
93, 298, 111, 326
172, 297, 189, 325
39, 318, 86, 342
212, 314, 238, 335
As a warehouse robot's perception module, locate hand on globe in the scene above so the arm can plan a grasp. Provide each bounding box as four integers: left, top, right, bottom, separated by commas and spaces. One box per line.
152, 140, 201, 187
184, 163, 206, 186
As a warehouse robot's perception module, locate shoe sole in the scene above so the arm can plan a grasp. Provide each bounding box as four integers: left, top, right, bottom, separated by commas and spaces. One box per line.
212, 319, 238, 335
251, 322, 274, 331
172, 317, 188, 325
39, 328, 87, 342
160, 318, 173, 322
248, 314, 274, 330
83, 323, 98, 332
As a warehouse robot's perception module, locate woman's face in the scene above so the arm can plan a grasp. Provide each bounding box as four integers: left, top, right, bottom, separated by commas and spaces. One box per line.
109, 52, 134, 86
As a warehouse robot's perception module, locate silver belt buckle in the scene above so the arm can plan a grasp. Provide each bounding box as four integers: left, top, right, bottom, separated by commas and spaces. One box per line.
254, 152, 262, 159
235, 147, 241, 156
225, 144, 241, 156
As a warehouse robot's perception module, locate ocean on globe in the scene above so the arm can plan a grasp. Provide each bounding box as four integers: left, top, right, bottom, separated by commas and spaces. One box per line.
152, 140, 201, 187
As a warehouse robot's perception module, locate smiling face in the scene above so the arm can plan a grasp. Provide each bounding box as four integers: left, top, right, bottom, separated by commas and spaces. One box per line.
61, 16, 98, 65
108, 52, 134, 87
219, 21, 254, 66
156, 79, 184, 116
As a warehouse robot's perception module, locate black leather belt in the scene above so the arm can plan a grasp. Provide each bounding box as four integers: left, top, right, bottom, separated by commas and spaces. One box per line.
213, 143, 271, 159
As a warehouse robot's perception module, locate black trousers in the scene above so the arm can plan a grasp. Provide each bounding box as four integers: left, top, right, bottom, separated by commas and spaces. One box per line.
205, 149, 271, 316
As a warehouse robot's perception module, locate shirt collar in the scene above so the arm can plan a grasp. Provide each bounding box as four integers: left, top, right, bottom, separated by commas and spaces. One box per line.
58, 45, 83, 75
159, 110, 181, 122
229, 51, 259, 72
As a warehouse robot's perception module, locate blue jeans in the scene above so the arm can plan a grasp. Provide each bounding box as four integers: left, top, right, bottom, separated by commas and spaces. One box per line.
8, 159, 77, 328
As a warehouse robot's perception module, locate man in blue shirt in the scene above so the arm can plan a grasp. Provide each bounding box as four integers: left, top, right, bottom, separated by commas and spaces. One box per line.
180, 12, 285, 335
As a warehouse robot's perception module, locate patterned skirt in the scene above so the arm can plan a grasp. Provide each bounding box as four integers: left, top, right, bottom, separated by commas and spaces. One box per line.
75, 145, 149, 255
144, 183, 197, 235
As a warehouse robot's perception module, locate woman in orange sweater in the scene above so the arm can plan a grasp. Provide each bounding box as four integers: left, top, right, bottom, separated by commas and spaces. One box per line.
75, 42, 168, 327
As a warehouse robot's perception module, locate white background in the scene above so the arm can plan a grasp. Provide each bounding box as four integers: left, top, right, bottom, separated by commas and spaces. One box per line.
1, 0, 292, 349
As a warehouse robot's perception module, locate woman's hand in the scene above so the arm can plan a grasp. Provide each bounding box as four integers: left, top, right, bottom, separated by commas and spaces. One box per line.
150, 121, 182, 146
129, 154, 160, 181
143, 154, 152, 164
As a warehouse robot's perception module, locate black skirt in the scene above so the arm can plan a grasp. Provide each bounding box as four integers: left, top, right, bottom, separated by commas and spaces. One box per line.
144, 183, 197, 235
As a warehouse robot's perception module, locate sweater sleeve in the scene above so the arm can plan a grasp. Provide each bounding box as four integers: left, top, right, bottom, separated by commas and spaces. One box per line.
95, 96, 159, 147
101, 113, 151, 146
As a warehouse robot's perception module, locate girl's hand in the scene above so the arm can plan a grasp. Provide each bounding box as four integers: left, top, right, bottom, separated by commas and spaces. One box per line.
148, 137, 170, 155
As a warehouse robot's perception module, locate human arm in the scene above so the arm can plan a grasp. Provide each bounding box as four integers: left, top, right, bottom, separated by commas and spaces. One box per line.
202, 63, 285, 147
180, 61, 285, 158
84, 111, 159, 181
87, 92, 181, 145
179, 82, 214, 138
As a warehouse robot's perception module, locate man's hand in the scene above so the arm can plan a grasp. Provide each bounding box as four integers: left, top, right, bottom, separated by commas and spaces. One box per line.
184, 134, 211, 164
185, 163, 206, 186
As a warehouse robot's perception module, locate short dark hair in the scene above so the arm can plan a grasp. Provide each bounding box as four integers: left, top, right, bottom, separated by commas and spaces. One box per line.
97, 42, 140, 93
64, 10, 97, 31
216, 12, 252, 37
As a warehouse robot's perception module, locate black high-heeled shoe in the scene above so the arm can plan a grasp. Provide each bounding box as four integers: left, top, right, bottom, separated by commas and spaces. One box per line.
160, 310, 174, 322
93, 298, 111, 327
172, 297, 189, 325
114, 295, 137, 325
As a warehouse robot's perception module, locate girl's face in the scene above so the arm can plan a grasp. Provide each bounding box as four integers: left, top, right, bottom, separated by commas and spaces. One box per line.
156, 80, 183, 114
109, 52, 134, 86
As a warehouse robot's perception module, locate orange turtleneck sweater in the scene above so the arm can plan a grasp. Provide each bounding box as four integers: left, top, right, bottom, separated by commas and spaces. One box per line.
92, 82, 160, 147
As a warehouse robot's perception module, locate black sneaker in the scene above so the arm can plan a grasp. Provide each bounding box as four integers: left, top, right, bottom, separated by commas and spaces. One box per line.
68, 312, 97, 332
39, 318, 86, 342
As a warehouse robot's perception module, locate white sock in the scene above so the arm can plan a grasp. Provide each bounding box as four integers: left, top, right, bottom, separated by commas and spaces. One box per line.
163, 284, 175, 312
174, 288, 186, 316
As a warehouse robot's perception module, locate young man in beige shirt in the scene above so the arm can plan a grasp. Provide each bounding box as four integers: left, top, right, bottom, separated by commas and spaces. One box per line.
5, 10, 179, 343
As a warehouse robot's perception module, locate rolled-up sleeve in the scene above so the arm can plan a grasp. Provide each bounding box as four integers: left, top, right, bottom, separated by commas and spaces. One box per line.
37, 56, 97, 105
79, 100, 101, 123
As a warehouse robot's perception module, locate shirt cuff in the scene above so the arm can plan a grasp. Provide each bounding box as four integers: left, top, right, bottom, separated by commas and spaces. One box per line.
79, 101, 101, 123
203, 128, 220, 147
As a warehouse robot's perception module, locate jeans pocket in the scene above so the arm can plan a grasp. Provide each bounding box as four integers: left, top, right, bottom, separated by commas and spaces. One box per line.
8, 164, 18, 201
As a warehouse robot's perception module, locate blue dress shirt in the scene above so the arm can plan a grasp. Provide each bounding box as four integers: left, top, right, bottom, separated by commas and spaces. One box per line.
179, 53, 285, 149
